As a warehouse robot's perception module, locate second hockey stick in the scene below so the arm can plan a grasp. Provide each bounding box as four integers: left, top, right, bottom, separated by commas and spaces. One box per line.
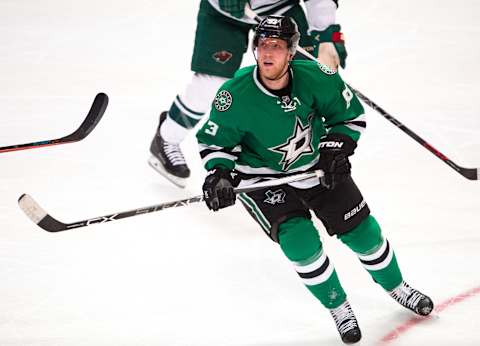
350, 88, 478, 180
244, 7, 478, 180
18, 170, 324, 232
0, 93, 109, 153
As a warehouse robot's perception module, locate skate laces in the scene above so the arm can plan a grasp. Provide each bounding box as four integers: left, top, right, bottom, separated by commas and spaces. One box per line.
163, 142, 187, 166
330, 301, 358, 335
389, 281, 424, 311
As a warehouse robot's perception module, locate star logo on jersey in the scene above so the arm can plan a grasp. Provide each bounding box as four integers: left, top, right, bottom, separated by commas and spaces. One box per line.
214, 90, 232, 112
269, 117, 314, 171
263, 189, 286, 205
212, 50, 233, 64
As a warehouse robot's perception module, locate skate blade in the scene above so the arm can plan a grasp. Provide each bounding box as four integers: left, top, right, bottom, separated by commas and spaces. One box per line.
148, 156, 187, 188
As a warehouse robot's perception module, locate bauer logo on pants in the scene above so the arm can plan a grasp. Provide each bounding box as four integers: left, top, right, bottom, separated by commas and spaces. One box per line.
212, 50, 233, 64
344, 199, 367, 221
214, 90, 233, 112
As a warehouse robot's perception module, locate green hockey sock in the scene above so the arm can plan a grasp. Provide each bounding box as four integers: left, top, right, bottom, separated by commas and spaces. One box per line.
339, 215, 403, 291
278, 217, 347, 309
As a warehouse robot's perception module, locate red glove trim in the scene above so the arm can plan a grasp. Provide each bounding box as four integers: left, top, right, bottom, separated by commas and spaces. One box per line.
332, 32, 344, 43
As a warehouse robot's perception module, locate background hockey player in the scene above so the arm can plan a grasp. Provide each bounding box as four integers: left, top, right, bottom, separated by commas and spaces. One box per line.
196, 15, 434, 344
149, 0, 347, 187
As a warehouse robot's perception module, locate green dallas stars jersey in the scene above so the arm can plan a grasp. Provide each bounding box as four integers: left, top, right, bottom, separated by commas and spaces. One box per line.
196, 60, 365, 182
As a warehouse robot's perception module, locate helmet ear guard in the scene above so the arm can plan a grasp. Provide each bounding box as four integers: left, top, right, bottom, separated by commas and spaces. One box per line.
252, 15, 300, 56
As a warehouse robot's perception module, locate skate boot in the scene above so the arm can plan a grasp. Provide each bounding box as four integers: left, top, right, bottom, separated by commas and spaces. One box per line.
329, 300, 362, 344
389, 281, 434, 316
149, 112, 190, 188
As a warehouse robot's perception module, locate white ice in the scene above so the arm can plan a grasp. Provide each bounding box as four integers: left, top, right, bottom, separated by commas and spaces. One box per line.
1, 0, 480, 345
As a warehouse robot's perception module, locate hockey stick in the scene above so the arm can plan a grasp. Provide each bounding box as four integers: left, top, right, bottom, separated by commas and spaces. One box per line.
18, 169, 323, 232
0, 93, 109, 153
244, 7, 478, 180
350, 88, 478, 180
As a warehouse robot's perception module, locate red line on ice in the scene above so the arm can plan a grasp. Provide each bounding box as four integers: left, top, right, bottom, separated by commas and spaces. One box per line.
378, 285, 480, 345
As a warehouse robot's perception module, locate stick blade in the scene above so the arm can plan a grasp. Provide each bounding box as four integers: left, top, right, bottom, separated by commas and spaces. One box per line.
64, 92, 109, 141
18, 194, 67, 232
460, 167, 478, 180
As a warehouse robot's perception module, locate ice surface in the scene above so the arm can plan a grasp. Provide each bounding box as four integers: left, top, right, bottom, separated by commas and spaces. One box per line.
1, 1, 479, 345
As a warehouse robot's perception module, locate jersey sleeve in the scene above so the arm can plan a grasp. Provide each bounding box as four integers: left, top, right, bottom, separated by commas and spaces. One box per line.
304, 0, 338, 32
317, 71, 366, 142
196, 87, 245, 171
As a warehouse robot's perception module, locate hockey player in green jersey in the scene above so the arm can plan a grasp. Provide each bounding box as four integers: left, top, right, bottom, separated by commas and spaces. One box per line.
196, 15, 434, 344
149, 0, 346, 187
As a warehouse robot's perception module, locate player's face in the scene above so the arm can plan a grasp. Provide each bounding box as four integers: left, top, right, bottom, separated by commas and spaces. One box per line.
256, 38, 291, 80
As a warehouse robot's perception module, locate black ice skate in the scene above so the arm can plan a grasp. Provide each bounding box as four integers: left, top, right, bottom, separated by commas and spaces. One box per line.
329, 300, 362, 344
389, 281, 434, 316
149, 112, 190, 188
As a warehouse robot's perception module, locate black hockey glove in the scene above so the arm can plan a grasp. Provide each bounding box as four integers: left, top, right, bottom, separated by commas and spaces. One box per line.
317, 133, 357, 190
202, 167, 240, 211
219, 0, 248, 18
312, 24, 347, 68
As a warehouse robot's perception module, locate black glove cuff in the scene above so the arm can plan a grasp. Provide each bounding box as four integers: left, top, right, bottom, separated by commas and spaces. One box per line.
206, 167, 240, 187
319, 133, 357, 156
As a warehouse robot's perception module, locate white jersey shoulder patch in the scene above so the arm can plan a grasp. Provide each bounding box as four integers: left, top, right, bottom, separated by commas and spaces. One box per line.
317, 63, 337, 75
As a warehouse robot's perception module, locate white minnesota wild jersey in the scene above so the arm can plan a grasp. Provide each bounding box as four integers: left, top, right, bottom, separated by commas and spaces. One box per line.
196, 60, 365, 182
207, 0, 338, 31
